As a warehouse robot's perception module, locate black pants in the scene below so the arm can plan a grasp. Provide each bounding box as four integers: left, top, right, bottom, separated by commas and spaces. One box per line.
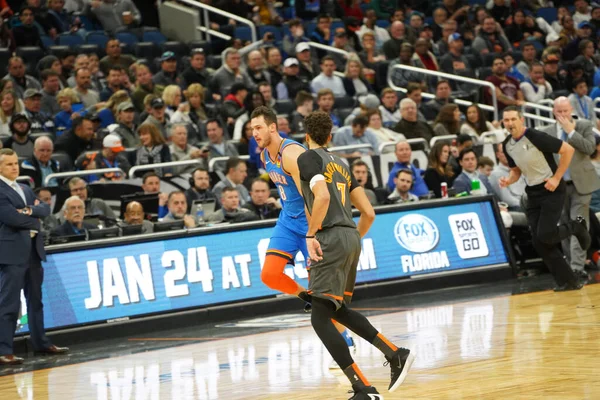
525, 182, 578, 286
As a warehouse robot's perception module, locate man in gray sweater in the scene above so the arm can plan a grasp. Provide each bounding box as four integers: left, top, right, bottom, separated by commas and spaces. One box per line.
85, 0, 141, 32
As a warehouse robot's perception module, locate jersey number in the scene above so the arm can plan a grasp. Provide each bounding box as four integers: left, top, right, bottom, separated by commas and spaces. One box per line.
278, 185, 287, 201
336, 182, 346, 206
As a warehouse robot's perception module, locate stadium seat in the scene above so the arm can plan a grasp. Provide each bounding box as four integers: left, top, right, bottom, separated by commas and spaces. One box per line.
48, 45, 70, 58
188, 40, 212, 55
208, 54, 222, 69
57, 33, 85, 47
334, 96, 357, 109
86, 31, 109, 48
481, 53, 498, 67
120, 42, 135, 55
77, 15, 98, 31
78, 44, 103, 57
537, 7, 558, 23
468, 0, 487, 5
512, 51, 523, 64
51, 152, 72, 171
115, 31, 139, 47
234, 26, 253, 42
161, 41, 188, 58
465, 54, 481, 70
304, 21, 317, 36
135, 42, 160, 61
274, 99, 294, 115
337, 108, 354, 122
258, 25, 283, 42
374, 61, 390, 92
281, 7, 295, 20
0, 47, 10, 70
331, 20, 345, 32
376, 20, 390, 29
41, 35, 54, 48
16, 46, 45, 70
30, 131, 54, 142
142, 30, 168, 45
478, 67, 493, 80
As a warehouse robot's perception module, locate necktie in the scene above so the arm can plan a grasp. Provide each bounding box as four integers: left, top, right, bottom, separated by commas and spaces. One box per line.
561, 130, 572, 182
12, 182, 26, 204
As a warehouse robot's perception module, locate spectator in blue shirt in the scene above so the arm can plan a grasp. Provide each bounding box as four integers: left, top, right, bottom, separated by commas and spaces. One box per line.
387, 140, 429, 196
331, 115, 381, 156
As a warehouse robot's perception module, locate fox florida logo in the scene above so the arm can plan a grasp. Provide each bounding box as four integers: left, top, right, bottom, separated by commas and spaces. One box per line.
448, 212, 489, 259
394, 214, 450, 273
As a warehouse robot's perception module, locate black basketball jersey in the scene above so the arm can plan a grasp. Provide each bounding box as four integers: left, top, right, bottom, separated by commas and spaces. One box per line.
298, 147, 359, 230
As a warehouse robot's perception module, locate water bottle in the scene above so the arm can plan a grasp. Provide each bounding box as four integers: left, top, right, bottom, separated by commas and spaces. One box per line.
471, 179, 482, 195
195, 203, 204, 222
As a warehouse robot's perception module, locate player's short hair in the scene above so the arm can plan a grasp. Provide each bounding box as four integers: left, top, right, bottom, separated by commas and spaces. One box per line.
250, 105, 278, 129
305, 111, 333, 146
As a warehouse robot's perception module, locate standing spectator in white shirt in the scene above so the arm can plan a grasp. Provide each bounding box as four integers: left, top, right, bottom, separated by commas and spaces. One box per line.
573, 0, 592, 26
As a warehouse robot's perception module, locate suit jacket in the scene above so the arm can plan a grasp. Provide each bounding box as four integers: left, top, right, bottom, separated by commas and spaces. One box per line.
50, 221, 95, 237
540, 120, 600, 195
452, 172, 494, 197
0, 180, 49, 265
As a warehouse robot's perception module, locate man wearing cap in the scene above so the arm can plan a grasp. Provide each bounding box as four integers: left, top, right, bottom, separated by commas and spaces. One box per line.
143, 98, 170, 139
311, 55, 346, 97
23, 89, 55, 134
113, 101, 140, 148
209, 48, 254, 99
74, 67, 100, 108
178, 48, 214, 89
74, 133, 131, 182
296, 42, 319, 82
276, 58, 310, 101
99, 38, 137, 76
543, 52, 567, 92
153, 52, 179, 87
439, 33, 473, 75
2, 114, 34, 159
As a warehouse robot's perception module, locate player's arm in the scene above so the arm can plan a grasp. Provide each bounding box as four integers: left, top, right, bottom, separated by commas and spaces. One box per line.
295, 151, 329, 236
282, 143, 305, 195
350, 186, 375, 237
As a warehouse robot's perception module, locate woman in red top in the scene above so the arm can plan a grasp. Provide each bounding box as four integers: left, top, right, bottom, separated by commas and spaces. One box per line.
339, 0, 363, 21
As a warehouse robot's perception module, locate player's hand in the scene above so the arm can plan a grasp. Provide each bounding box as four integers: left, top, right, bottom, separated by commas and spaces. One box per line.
499, 177, 510, 188
306, 238, 323, 262
544, 176, 560, 192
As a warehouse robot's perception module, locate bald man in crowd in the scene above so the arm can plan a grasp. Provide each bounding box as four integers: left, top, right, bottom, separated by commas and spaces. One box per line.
121, 201, 154, 234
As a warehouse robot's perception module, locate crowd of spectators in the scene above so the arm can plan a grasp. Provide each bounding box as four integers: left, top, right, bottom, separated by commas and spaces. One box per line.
2, 0, 600, 274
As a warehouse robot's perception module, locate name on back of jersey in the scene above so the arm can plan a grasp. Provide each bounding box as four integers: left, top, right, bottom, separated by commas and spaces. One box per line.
324, 161, 351, 185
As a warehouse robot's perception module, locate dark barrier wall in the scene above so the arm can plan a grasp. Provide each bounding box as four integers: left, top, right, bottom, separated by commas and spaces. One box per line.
16, 196, 511, 334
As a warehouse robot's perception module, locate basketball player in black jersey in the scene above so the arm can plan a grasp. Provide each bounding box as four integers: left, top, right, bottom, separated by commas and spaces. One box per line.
297, 111, 415, 400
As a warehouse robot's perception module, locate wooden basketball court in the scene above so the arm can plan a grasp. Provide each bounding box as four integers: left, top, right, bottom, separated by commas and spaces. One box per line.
1, 283, 599, 399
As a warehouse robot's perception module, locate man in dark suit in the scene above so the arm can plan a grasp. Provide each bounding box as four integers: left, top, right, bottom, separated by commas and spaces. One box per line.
540, 97, 600, 281
0, 149, 69, 366
452, 148, 495, 196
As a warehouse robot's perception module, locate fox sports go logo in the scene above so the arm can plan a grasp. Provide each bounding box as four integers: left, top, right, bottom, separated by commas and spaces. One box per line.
394, 214, 440, 253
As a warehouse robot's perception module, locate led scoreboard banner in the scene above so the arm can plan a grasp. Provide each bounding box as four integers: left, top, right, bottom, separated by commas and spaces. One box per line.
16, 195, 511, 334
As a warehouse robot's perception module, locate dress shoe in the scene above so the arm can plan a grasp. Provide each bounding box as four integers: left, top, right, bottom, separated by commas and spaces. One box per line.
34, 345, 69, 355
571, 216, 591, 250
0, 355, 24, 365
553, 281, 584, 292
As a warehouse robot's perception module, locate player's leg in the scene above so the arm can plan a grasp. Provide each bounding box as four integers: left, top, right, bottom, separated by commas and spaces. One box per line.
261, 223, 306, 296
311, 296, 380, 399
